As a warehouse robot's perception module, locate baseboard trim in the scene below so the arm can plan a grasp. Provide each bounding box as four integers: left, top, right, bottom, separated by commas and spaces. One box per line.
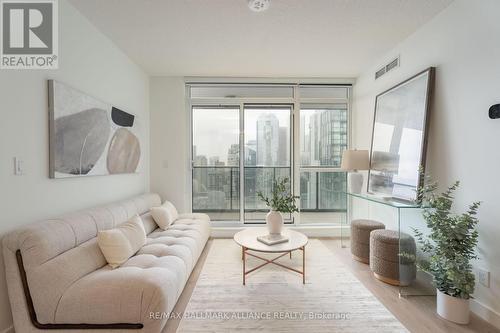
211, 225, 347, 238
471, 298, 500, 329
1, 325, 14, 333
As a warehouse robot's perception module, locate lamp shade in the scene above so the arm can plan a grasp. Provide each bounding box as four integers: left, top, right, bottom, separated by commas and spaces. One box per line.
341, 150, 369, 171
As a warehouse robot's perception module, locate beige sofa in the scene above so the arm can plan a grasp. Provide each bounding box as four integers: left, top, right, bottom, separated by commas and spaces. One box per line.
3, 193, 210, 333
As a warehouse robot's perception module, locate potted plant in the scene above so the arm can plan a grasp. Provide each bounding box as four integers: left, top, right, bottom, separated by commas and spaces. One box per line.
257, 177, 299, 235
413, 180, 480, 324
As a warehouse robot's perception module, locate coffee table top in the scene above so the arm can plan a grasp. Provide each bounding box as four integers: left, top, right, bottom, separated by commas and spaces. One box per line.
234, 227, 308, 253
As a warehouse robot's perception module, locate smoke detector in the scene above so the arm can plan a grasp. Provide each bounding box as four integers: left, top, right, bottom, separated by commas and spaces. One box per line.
248, 0, 270, 12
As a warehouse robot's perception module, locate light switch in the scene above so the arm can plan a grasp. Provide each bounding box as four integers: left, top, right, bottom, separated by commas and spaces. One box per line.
14, 157, 24, 175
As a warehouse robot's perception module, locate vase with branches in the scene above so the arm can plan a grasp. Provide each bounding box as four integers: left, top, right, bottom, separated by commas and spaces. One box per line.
257, 177, 299, 235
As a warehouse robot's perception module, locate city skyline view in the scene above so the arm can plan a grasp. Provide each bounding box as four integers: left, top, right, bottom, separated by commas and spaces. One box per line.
192, 106, 348, 221
192, 108, 291, 167
193, 108, 347, 167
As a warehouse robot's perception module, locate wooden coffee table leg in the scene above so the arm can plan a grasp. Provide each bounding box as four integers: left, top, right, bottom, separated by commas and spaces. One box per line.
242, 247, 246, 285
290, 251, 292, 259
302, 246, 306, 284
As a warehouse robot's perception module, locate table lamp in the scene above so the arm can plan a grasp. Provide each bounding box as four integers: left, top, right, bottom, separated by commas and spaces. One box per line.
341, 149, 369, 194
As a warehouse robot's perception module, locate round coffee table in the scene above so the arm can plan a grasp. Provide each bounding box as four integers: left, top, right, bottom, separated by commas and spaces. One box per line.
233, 227, 308, 285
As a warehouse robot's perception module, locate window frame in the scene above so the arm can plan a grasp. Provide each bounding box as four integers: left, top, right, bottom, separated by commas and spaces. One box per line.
186, 82, 352, 227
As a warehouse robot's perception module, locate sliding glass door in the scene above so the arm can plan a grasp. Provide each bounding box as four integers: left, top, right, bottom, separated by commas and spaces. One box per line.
189, 83, 351, 225
191, 105, 292, 223
243, 105, 292, 222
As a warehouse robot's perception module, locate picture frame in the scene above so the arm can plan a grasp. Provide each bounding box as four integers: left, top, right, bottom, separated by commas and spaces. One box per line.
48, 80, 141, 178
367, 67, 435, 201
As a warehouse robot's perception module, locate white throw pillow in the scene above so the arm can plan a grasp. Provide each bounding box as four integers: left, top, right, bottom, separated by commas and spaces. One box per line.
97, 215, 146, 268
150, 201, 179, 230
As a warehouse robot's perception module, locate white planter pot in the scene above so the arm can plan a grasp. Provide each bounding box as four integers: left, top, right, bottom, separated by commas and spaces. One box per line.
436, 289, 470, 324
266, 210, 284, 235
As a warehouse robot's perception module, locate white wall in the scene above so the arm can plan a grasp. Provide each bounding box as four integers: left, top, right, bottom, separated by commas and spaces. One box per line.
150, 77, 190, 212
353, 0, 500, 326
0, 1, 149, 331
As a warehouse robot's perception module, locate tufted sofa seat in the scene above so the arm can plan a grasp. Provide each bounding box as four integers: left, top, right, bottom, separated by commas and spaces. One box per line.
3, 194, 210, 333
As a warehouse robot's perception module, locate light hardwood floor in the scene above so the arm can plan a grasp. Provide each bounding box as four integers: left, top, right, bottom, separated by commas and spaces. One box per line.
322, 239, 499, 333
164, 238, 499, 333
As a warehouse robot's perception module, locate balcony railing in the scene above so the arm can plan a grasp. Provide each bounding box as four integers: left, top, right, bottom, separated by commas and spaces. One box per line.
192, 166, 347, 215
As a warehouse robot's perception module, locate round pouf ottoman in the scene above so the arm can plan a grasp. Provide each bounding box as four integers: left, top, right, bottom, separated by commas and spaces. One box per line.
370, 229, 416, 286
350, 219, 385, 263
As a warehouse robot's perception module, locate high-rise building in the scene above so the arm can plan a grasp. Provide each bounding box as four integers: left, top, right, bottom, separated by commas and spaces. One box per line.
318, 110, 347, 166
299, 109, 348, 211
309, 112, 322, 165
278, 126, 289, 165
245, 142, 257, 166
300, 115, 311, 165
256, 113, 279, 166
192, 145, 208, 196
209, 156, 224, 166
302, 109, 347, 167
227, 144, 239, 166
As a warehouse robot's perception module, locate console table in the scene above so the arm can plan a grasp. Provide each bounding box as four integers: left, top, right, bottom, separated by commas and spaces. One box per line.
344, 192, 434, 297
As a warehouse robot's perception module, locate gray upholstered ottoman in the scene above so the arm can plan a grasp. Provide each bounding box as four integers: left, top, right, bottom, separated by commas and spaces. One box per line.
369, 229, 417, 286
350, 219, 385, 263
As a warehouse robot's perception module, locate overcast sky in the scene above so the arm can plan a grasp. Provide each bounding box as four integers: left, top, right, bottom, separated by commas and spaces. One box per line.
193, 108, 290, 164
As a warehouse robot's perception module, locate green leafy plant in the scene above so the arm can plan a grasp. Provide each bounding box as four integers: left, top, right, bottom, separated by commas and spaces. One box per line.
257, 177, 299, 213
413, 179, 480, 299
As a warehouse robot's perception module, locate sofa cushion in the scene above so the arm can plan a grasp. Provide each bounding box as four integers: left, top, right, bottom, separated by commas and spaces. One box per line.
151, 205, 174, 230
4, 194, 161, 269
54, 259, 185, 332
139, 238, 195, 274
2, 194, 210, 332
151, 201, 179, 229
97, 215, 147, 268
2, 193, 161, 325
148, 216, 210, 261
140, 212, 159, 235
52, 216, 210, 330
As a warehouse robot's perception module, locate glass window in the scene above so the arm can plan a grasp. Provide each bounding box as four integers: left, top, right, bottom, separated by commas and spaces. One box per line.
299, 105, 348, 224
300, 106, 348, 167
299, 171, 347, 224
189, 84, 351, 225
192, 107, 240, 220
190, 85, 293, 99
299, 86, 348, 99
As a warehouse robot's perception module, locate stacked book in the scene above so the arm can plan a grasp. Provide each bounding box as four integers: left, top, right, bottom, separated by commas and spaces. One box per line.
257, 234, 289, 245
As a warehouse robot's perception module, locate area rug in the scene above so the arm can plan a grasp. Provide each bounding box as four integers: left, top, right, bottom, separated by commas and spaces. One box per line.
177, 239, 407, 333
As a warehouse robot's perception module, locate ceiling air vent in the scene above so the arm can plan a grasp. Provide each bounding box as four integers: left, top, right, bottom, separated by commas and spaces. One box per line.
375, 56, 400, 80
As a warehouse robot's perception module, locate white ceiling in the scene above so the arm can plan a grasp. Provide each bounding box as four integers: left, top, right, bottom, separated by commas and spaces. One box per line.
69, 0, 453, 77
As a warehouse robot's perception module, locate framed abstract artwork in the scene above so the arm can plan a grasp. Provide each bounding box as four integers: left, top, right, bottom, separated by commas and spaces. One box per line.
367, 67, 435, 201
48, 80, 141, 178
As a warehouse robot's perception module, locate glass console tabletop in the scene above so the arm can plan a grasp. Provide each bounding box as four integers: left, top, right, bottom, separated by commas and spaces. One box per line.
345, 192, 423, 209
